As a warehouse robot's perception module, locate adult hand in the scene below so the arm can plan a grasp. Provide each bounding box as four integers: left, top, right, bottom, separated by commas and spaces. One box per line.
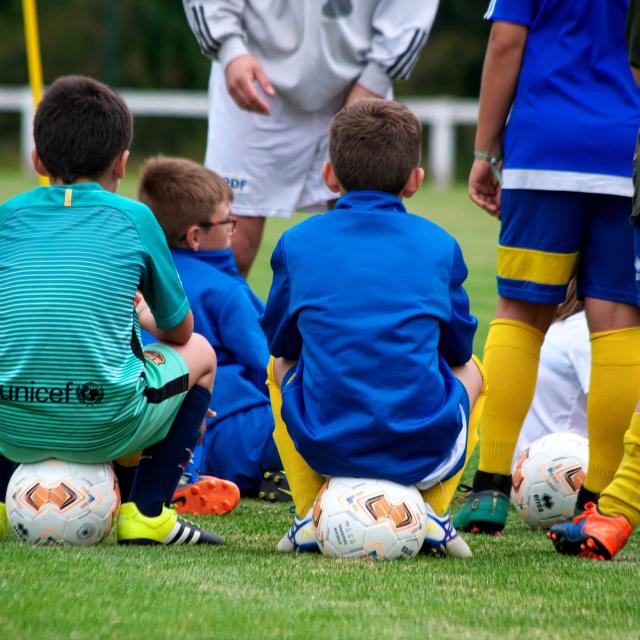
225, 54, 275, 115
468, 158, 502, 218
344, 83, 381, 105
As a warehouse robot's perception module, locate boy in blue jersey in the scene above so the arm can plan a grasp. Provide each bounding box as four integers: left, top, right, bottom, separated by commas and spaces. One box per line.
262, 99, 488, 557
137, 156, 287, 509
0, 76, 222, 545
456, 0, 640, 536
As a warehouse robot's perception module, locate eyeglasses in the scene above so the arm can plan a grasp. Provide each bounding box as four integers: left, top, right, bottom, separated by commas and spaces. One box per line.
179, 215, 237, 241
199, 215, 237, 234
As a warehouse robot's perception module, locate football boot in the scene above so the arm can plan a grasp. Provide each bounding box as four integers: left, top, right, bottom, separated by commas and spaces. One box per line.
421, 509, 473, 558
172, 475, 240, 516
276, 508, 318, 552
258, 471, 292, 503
117, 502, 223, 546
548, 502, 632, 560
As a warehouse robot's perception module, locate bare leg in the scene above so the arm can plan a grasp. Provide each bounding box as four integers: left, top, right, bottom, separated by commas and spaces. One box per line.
495, 297, 557, 334
232, 216, 266, 278
166, 332, 216, 392
584, 298, 640, 332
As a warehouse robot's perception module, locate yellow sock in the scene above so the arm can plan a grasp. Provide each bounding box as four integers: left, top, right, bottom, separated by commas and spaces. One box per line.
585, 328, 640, 493
422, 355, 488, 515
266, 357, 324, 517
478, 319, 544, 475
599, 411, 640, 528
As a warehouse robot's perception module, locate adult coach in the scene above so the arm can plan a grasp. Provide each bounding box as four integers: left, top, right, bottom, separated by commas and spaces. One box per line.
183, 0, 439, 276
455, 0, 640, 535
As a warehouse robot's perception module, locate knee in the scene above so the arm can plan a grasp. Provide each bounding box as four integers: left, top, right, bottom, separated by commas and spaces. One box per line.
190, 333, 217, 389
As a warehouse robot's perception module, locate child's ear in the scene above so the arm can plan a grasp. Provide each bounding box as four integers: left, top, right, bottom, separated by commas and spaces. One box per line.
31, 149, 49, 177
322, 161, 342, 194
184, 224, 201, 251
399, 167, 425, 199
112, 150, 130, 180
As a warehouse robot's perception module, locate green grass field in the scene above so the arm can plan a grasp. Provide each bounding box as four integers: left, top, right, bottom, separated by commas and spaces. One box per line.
0, 169, 638, 640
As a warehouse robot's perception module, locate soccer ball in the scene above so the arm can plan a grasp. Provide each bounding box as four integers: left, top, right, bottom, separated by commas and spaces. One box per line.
511, 433, 588, 529
6, 460, 120, 545
312, 477, 443, 559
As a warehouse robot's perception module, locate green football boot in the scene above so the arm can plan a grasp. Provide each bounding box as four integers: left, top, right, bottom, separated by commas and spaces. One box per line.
453, 472, 512, 535
0, 502, 7, 539
453, 489, 509, 534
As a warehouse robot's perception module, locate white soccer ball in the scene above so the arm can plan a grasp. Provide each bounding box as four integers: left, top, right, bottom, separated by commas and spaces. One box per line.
312, 477, 442, 560
511, 433, 588, 529
5, 460, 120, 546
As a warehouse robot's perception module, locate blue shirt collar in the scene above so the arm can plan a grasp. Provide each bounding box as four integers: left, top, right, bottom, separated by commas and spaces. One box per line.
170, 247, 241, 277
333, 190, 407, 213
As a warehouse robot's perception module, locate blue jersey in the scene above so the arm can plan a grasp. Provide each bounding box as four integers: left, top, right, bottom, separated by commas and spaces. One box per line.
143, 248, 270, 423
487, 0, 640, 196
261, 191, 477, 485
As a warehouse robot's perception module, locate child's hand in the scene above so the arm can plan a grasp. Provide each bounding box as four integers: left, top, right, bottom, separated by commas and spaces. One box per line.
468, 158, 501, 218
198, 409, 217, 441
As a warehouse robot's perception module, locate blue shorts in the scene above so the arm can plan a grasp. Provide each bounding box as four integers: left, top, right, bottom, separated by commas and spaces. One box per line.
498, 190, 636, 305
197, 403, 279, 493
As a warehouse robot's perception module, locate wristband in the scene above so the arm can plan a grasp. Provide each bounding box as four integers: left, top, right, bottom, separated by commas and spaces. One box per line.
473, 150, 503, 185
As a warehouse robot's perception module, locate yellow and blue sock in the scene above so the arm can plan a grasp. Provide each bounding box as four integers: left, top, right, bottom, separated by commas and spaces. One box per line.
599, 411, 640, 528
585, 328, 640, 493
422, 355, 488, 515
266, 357, 324, 517
478, 319, 544, 476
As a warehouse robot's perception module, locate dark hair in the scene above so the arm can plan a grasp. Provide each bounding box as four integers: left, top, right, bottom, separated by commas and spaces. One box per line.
138, 156, 233, 245
329, 99, 422, 195
33, 75, 133, 183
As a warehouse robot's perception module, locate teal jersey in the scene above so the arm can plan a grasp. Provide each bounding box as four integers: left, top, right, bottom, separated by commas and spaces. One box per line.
0, 183, 190, 458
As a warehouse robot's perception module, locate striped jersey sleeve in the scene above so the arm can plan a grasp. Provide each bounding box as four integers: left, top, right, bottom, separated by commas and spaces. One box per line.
368, 0, 439, 82
129, 205, 190, 330
182, 0, 247, 63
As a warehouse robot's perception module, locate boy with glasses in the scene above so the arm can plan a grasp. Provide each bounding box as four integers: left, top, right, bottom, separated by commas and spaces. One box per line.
138, 157, 285, 511
262, 99, 488, 557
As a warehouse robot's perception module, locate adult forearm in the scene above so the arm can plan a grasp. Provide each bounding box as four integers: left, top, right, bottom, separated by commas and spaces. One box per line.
475, 22, 528, 155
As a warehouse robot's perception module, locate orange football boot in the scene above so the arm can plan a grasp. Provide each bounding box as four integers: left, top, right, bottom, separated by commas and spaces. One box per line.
548, 502, 633, 560
172, 476, 240, 516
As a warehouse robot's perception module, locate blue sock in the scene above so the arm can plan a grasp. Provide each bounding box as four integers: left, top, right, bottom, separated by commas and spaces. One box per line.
0, 455, 17, 503
129, 385, 211, 517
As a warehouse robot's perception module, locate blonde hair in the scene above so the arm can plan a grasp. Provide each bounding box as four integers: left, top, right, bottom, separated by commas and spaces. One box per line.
138, 156, 232, 245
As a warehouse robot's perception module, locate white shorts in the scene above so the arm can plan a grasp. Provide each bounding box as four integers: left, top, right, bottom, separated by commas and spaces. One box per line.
205, 62, 339, 218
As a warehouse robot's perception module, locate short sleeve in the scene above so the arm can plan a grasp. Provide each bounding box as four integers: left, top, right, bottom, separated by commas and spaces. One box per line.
136, 208, 190, 330
485, 0, 537, 27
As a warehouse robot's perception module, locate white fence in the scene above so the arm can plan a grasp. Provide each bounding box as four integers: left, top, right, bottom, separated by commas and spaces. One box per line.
0, 86, 478, 188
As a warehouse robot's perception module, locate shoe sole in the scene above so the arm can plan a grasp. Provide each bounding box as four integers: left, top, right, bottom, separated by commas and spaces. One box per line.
547, 530, 610, 560
118, 538, 161, 546
258, 472, 292, 503
457, 520, 504, 536
172, 478, 240, 516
